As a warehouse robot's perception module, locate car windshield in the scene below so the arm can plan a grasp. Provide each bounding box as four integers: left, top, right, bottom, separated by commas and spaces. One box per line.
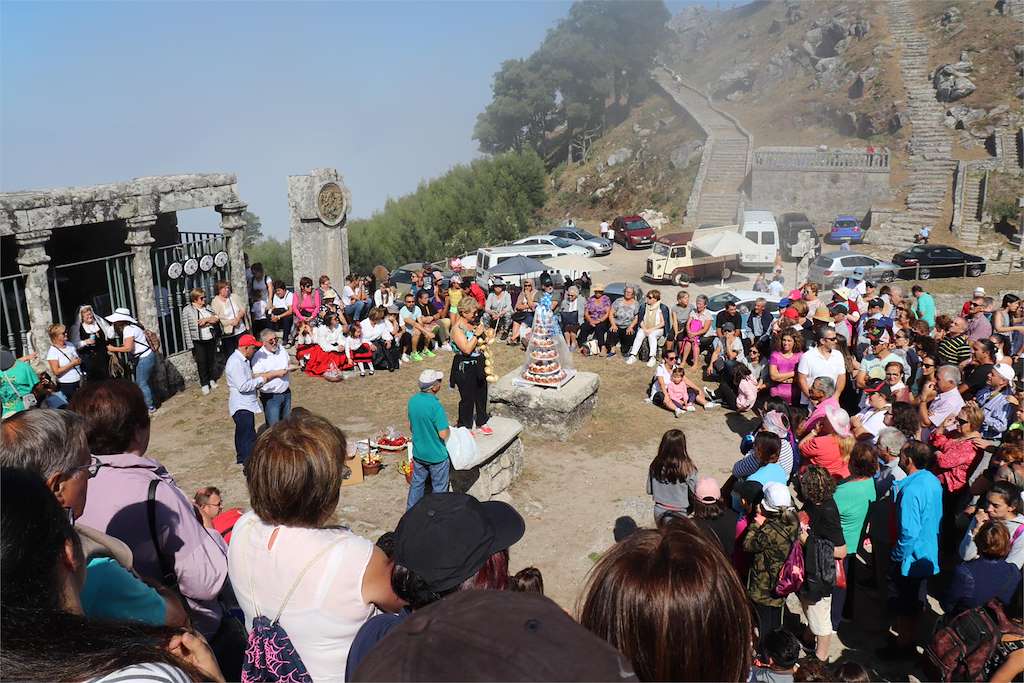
624, 219, 651, 231
653, 243, 670, 256
814, 256, 833, 267
834, 220, 858, 229
551, 237, 573, 248
576, 230, 598, 239
706, 293, 739, 310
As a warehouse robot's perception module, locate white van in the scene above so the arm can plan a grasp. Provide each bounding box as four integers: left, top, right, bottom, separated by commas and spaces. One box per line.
737, 210, 779, 269
475, 244, 576, 275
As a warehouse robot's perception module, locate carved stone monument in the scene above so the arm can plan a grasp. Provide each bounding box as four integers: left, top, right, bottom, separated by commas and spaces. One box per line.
288, 168, 352, 286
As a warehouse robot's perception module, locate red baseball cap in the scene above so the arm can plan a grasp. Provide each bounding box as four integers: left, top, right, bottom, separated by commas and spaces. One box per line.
782, 308, 799, 320
237, 333, 262, 348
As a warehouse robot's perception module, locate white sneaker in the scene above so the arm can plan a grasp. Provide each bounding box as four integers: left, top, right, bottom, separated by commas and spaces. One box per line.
209, 380, 217, 389
625, 355, 637, 365
201, 385, 210, 395
704, 402, 719, 410
401, 354, 411, 363
643, 397, 653, 404
646, 358, 657, 367
368, 367, 375, 375
674, 407, 682, 418
686, 404, 696, 412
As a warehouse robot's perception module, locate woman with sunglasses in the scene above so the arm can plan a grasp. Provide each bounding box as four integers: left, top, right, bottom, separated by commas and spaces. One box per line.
510, 279, 538, 346
960, 480, 1024, 569
182, 288, 221, 395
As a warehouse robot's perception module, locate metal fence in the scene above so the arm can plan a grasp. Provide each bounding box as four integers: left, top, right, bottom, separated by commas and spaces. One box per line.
151, 231, 230, 356
50, 252, 137, 328
0, 273, 30, 357
893, 255, 1023, 282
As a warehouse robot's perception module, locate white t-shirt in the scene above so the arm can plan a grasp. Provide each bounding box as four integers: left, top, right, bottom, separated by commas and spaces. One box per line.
251, 300, 267, 321
251, 345, 290, 394
768, 280, 785, 297
360, 318, 393, 343
650, 364, 673, 399
228, 512, 376, 683
89, 662, 192, 683
46, 342, 82, 383
342, 285, 356, 306
796, 347, 846, 404
272, 291, 294, 312
856, 406, 889, 442
125, 324, 153, 358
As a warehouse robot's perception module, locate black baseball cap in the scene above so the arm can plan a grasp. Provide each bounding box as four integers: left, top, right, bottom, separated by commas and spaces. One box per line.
868, 297, 884, 309
864, 378, 893, 398
734, 479, 764, 508
351, 590, 638, 682
392, 493, 525, 592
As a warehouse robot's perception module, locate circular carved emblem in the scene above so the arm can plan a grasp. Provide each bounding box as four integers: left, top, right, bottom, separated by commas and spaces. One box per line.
213, 251, 229, 268
317, 181, 347, 226
166, 261, 184, 280
183, 258, 199, 276
199, 254, 215, 272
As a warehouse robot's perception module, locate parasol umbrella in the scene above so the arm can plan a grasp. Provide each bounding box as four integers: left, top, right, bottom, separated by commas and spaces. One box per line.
690, 230, 753, 258
541, 254, 608, 275
488, 255, 549, 276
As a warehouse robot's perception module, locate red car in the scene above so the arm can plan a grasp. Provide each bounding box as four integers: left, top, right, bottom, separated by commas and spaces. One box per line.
611, 215, 655, 250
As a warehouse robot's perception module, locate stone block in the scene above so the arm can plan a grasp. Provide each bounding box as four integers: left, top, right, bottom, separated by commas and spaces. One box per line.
448, 416, 525, 501
489, 370, 600, 441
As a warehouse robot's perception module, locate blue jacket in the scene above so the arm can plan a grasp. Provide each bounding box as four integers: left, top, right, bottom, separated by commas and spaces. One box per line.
636, 302, 671, 336
891, 469, 943, 578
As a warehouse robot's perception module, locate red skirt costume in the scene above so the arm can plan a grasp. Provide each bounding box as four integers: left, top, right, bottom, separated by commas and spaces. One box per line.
348, 342, 374, 365
303, 346, 353, 376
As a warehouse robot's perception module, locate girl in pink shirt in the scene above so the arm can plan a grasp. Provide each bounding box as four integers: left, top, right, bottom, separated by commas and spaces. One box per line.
666, 367, 693, 418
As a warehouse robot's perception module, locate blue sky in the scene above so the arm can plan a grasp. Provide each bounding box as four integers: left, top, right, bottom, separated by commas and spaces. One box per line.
2, 1, 703, 238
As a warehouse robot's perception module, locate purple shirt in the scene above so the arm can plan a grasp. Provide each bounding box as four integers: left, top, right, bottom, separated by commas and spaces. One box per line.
78, 452, 228, 637
925, 388, 966, 441
966, 313, 992, 342
584, 295, 611, 322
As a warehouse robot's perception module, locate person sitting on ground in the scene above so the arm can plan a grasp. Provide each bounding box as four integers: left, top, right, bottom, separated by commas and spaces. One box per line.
343, 323, 376, 378
580, 515, 753, 682
943, 520, 1022, 616
293, 319, 317, 369
711, 360, 758, 413
361, 306, 399, 373
647, 429, 699, 521
750, 629, 801, 683
305, 312, 350, 375
228, 413, 402, 682
72, 380, 231, 643
0, 467, 224, 682
345, 492, 525, 678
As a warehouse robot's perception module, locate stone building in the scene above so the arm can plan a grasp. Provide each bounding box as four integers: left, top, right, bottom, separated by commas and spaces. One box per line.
0, 173, 249, 386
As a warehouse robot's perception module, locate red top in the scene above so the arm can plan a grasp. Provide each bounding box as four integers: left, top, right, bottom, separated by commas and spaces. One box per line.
931, 431, 981, 494
800, 435, 851, 480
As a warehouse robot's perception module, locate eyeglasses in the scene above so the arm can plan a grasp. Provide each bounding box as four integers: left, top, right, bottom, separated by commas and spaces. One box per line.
922, 362, 936, 368
823, 336, 838, 342
665, 356, 677, 361
202, 500, 224, 510
72, 456, 102, 479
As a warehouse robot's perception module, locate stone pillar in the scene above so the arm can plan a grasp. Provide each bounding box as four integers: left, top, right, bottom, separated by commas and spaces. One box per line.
125, 215, 159, 334
216, 200, 249, 297
288, 168, 351, 287
15, 229, 53, 359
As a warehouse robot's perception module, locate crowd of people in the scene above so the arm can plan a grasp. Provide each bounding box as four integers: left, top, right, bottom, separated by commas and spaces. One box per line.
2, 248, 1024, 682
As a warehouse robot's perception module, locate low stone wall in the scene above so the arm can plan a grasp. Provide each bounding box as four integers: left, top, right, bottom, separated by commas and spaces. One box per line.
449, 437, 524, 502
489, 370, 600, 441
751, 160, 892, 228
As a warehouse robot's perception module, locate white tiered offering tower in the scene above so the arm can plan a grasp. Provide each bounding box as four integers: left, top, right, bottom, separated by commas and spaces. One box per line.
520, 306, 572, 387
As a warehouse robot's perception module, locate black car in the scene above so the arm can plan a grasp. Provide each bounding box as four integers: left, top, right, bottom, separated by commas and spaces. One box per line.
891, 245, 986, 280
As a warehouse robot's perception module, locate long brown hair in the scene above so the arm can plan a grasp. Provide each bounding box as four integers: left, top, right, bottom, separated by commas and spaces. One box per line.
578, 516, 752, 681
649, 429, 696, 485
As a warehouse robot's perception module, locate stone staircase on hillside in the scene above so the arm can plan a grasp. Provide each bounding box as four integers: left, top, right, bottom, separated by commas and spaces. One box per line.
653, 65, 752, 229
958, 170, 984, 244
877, 0, 961, 247
998, 128, 1024, 170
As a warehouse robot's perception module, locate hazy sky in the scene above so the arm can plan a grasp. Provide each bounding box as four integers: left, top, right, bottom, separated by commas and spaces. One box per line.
2, 1, 699, 239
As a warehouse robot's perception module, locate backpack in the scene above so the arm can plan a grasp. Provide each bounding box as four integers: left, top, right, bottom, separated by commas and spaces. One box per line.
774, 531, 805, 597
240, 527, 341, 683
799, 534, 836, 603
925, 599, 1024, 682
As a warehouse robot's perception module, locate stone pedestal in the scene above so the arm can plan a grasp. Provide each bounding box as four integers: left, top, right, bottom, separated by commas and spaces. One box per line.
489, 370, 600, 441
449, 416, 524, 501
288, 168, 351, 286
216, 201, 249, 298
15, 229, 53, 359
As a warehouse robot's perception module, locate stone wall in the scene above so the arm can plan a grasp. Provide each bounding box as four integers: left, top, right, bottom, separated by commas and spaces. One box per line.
288, 168, 351, 286
751, 147, 892, 227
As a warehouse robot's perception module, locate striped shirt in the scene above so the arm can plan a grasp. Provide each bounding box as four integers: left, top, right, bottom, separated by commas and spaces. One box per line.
937, 334, 971, 367
89, 662, 192, 683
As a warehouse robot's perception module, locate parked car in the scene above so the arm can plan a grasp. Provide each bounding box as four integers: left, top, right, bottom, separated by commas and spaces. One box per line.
826, 215, 865, 244
807, 251, 899, 287
549, 227, 613, 255
705, 290, 781, 339
475, 244, 580, 276
601, 282, 644, 303
891, 244, 986, 280
512, 235, 592, 257
611, 215, 655, 249
778, 212, 817, 260
643, 231, 739, 286
738, 211, 780, 268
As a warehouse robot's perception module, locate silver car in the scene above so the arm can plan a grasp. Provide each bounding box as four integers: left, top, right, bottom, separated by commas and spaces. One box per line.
807, 251, 899, 288
512, 235, 592, 257
549, 227, 613, 256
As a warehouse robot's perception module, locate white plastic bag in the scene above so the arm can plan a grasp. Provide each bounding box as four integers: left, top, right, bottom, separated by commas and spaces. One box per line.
446, 426, 480, 470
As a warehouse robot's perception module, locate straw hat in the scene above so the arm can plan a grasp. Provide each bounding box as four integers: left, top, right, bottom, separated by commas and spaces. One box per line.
812, 306, 833, 323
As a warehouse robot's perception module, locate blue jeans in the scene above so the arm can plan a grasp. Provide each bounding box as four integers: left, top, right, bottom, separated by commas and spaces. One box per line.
344, 301, 370, 322
406, 458, 450, 509
134, 352, 157, 410
260, 390, 292, 427
233, 410, 257, 466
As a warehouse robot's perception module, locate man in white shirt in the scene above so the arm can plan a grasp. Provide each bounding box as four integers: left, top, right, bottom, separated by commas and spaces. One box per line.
852, 380, 892, 442
918, 364, 966, 441
797, 328, 847, 405
251, 329, 292, 427
226, 334, 286, 466
767, 274, 785, 298
599, 220, 610, 239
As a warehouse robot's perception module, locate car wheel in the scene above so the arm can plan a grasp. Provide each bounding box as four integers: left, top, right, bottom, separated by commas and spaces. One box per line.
721, 267, 733, 281
919, 268, 931, 280
881, 270, 895, 283
673, 272, 690, 286
967, 265, 983, 277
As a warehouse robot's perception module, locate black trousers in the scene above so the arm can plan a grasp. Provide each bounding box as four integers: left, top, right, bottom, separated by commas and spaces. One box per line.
271, 315, 293, 341
578, 320, 610, 350
233, 410, 256, 466
192, 339, 217, 387
221, 333, 240, 358
752, 601, 783, 654
452, 354, 489, 428
605, 327, 636, 355
401, 331, 427, 354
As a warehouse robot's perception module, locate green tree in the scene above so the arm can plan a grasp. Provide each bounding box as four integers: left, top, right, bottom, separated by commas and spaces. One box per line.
246, 237, 293, 285
242, 211, 263, 247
